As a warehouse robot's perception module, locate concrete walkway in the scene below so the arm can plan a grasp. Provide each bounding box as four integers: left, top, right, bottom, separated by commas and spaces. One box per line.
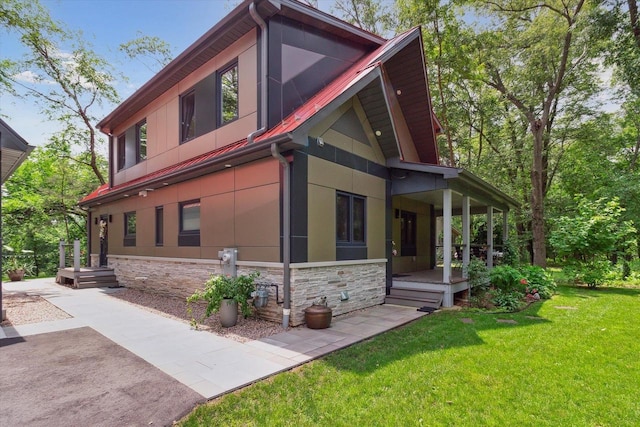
1, 278, 427, 399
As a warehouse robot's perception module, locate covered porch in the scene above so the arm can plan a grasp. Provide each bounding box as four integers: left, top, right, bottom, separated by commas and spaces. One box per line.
388, 160, 518, 307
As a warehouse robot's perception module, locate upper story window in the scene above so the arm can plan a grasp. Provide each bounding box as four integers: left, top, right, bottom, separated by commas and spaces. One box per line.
115, 118, 148, 172
136, 119, 147, 161
181, 90, 196, 142
124, 211, 136, 247
117, 133, 126, 171
178, 60, 239, 144
219, 61, 238, 126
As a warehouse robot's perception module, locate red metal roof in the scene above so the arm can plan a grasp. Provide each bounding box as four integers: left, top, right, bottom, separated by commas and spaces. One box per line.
80, 139, 249, 204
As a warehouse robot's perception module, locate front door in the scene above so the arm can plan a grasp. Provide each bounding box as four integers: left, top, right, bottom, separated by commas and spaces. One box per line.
99, 215, 108, 267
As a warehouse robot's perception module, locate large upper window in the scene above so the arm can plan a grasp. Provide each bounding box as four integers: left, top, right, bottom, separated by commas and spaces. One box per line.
124, 211, 136, 247
336, 192, 366, 244
181, 90, 196, 142
117, 133, 126, 171
219, 62, 238, 126
136, 119, 147, 161
179, 200, 200, 246
116, 118, 147, 172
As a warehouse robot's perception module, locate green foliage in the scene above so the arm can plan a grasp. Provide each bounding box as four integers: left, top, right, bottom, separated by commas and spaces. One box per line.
489, 265, 525, 293
187, 271, 259, 321
2, 250, 36, 277
119, 32, 173, 72
550, 195, 637, 261
501, 239, 520, 266
564, 259, 612, 288
465, 257, 490, 290
2, 145, 102, 275
520, 265, 557, 299
492, 289, 523, 312
471, 264, 557, 310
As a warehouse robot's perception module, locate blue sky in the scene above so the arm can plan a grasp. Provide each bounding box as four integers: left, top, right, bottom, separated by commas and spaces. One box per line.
0, 0, 336, 147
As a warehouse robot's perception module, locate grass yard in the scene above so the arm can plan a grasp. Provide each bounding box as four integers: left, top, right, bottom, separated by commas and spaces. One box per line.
179, 285, 640, 426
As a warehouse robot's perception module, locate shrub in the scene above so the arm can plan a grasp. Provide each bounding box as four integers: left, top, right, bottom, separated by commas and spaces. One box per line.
492, 289, 523, 311
490, 265, 525, 293
520, 265, 557, 299
564, 259, 611, 288
466, 258, 490, 291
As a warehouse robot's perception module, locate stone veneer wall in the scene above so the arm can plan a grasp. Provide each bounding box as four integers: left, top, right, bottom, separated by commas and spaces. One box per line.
287, 261, 387, 326
94, 255, 386, 327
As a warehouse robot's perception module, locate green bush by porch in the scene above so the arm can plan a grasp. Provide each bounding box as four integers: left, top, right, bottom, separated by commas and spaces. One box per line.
179, 284, 640, 426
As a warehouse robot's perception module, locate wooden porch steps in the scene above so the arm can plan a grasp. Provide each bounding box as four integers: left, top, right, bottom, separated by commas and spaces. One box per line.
385, 286, 444, 309
56, 268, 119, 289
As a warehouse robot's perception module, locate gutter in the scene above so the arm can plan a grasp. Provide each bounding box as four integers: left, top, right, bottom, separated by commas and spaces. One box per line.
248, 1, 268, 144
250, 1, 291, 328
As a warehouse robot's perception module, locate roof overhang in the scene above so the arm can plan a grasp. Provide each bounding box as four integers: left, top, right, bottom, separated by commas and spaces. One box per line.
388, 158, 519, 212
1, 118, 35, 184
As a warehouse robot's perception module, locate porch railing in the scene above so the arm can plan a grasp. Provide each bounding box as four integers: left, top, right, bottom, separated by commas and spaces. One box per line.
59, 239, 81, 272
436, 244, 505, 269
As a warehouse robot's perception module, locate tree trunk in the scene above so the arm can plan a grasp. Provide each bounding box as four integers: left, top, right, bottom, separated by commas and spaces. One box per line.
531, 123, 547, 267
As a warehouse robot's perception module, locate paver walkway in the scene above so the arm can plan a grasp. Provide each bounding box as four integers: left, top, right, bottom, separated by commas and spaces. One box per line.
1, 278, 426, 399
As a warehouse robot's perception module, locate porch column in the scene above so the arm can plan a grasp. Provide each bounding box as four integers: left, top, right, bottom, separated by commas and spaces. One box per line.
442, 189, 452, 284
486, 206, 494, 268
462, 196, 471, 272
502, 210, 509, 243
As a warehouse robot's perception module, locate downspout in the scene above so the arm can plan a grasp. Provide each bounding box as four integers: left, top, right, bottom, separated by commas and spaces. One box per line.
271, 144, 291, 328
250, 1, 291, 327
248, 1, 268, 144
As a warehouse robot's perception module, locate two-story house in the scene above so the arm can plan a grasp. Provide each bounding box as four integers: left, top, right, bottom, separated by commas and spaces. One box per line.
79, 0, 517, 326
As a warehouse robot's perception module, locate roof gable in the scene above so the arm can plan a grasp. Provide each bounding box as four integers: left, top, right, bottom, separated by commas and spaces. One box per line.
257, 27, 440, 165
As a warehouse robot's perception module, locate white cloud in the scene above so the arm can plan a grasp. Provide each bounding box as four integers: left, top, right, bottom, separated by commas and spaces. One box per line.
13, 70, 55, 85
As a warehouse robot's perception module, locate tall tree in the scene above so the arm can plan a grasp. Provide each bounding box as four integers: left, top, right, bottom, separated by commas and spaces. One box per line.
0, 0, 120, 184
332, 0, 397, 35
119, 32, 174, 73
465, 0, 599, 266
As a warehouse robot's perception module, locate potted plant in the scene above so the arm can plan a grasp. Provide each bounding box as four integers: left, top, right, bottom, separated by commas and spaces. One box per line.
3, 247, 35, 282
304, 296, 332, 329
187, 271, 259, 328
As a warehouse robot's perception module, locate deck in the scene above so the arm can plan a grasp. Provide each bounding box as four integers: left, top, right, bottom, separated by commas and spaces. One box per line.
56, 267, 119, 289
391, 268, 469, 307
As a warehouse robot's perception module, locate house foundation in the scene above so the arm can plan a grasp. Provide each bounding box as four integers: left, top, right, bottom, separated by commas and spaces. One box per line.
91, 254, 386, 327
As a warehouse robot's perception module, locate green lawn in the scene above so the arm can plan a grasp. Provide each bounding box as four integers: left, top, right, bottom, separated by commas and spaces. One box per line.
179, 285, 640, 426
